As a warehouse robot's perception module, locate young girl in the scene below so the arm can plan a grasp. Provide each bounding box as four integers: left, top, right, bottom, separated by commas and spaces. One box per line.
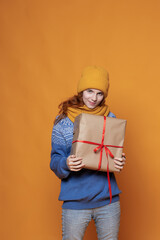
50, 66, 126, 240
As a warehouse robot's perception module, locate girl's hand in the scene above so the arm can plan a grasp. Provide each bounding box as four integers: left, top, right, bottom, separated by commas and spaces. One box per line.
114, 153, 126, 172
67, 155, 85, 172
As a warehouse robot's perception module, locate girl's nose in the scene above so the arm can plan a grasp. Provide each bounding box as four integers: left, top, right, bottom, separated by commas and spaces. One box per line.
92, 94, 97, 101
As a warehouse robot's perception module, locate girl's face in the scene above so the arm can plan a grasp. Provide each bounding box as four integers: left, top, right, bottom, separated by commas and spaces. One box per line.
82, 89, 104, 109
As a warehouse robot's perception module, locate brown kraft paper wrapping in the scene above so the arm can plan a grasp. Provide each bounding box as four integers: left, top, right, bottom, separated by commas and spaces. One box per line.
71, 113, 127, 172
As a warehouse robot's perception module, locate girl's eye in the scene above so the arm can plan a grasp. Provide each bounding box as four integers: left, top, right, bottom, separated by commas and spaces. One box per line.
98, 92, 103, 96
87, 89, 93, 93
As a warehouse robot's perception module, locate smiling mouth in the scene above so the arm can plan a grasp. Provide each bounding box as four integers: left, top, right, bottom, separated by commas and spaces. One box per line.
89, 101, 96, 105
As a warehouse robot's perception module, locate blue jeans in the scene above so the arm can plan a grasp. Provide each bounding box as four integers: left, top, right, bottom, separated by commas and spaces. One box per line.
62, 201, 120, 240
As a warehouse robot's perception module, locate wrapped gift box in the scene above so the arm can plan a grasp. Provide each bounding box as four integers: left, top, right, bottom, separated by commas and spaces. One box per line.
71, 113, 127, 172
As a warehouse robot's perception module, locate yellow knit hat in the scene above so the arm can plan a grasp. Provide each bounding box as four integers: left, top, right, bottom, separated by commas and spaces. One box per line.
77, 66, 109, 97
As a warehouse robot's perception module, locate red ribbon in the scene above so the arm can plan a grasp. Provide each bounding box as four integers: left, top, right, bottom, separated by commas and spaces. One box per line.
72, 116, 123, 204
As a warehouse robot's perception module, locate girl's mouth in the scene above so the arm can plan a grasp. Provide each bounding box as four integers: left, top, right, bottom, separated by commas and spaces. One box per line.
88, 101, 96, 106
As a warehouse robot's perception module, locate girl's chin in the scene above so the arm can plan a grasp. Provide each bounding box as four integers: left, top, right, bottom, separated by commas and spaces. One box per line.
86, 104, 97, 109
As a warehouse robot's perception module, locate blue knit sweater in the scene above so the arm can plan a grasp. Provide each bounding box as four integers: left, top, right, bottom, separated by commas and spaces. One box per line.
50, 112, 121, 209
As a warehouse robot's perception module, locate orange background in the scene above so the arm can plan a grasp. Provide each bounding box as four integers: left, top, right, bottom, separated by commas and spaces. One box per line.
1, 0, 160, 239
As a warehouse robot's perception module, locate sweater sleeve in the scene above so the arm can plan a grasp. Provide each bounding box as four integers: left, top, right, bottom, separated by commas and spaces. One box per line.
50, 123, 70, 179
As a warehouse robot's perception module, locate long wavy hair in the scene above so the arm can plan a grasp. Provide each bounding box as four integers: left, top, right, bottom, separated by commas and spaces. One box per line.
54, 91, 105, 124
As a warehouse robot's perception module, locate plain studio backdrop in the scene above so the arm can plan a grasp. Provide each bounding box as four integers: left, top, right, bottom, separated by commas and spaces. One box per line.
0, 0, 160, 239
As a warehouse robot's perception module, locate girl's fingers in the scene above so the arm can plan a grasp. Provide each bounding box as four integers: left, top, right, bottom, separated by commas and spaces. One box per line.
114, 157, 126, 161
68, 156, 82, 161
70, 168, 83, 172
114, 163, 124, 170
70, 166, 85, 171
68, 157, 82, 165
114, 157, 126, 171
114, 156, 126, 165
114, 166, 123, 170
70, 163, 85, 171
67, 156, 85, 171
114, 159, 125, 166
68, 160, 83, 166
72, 157, 83, 162
114, 152, 127, 171
70, 155, 76, 158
